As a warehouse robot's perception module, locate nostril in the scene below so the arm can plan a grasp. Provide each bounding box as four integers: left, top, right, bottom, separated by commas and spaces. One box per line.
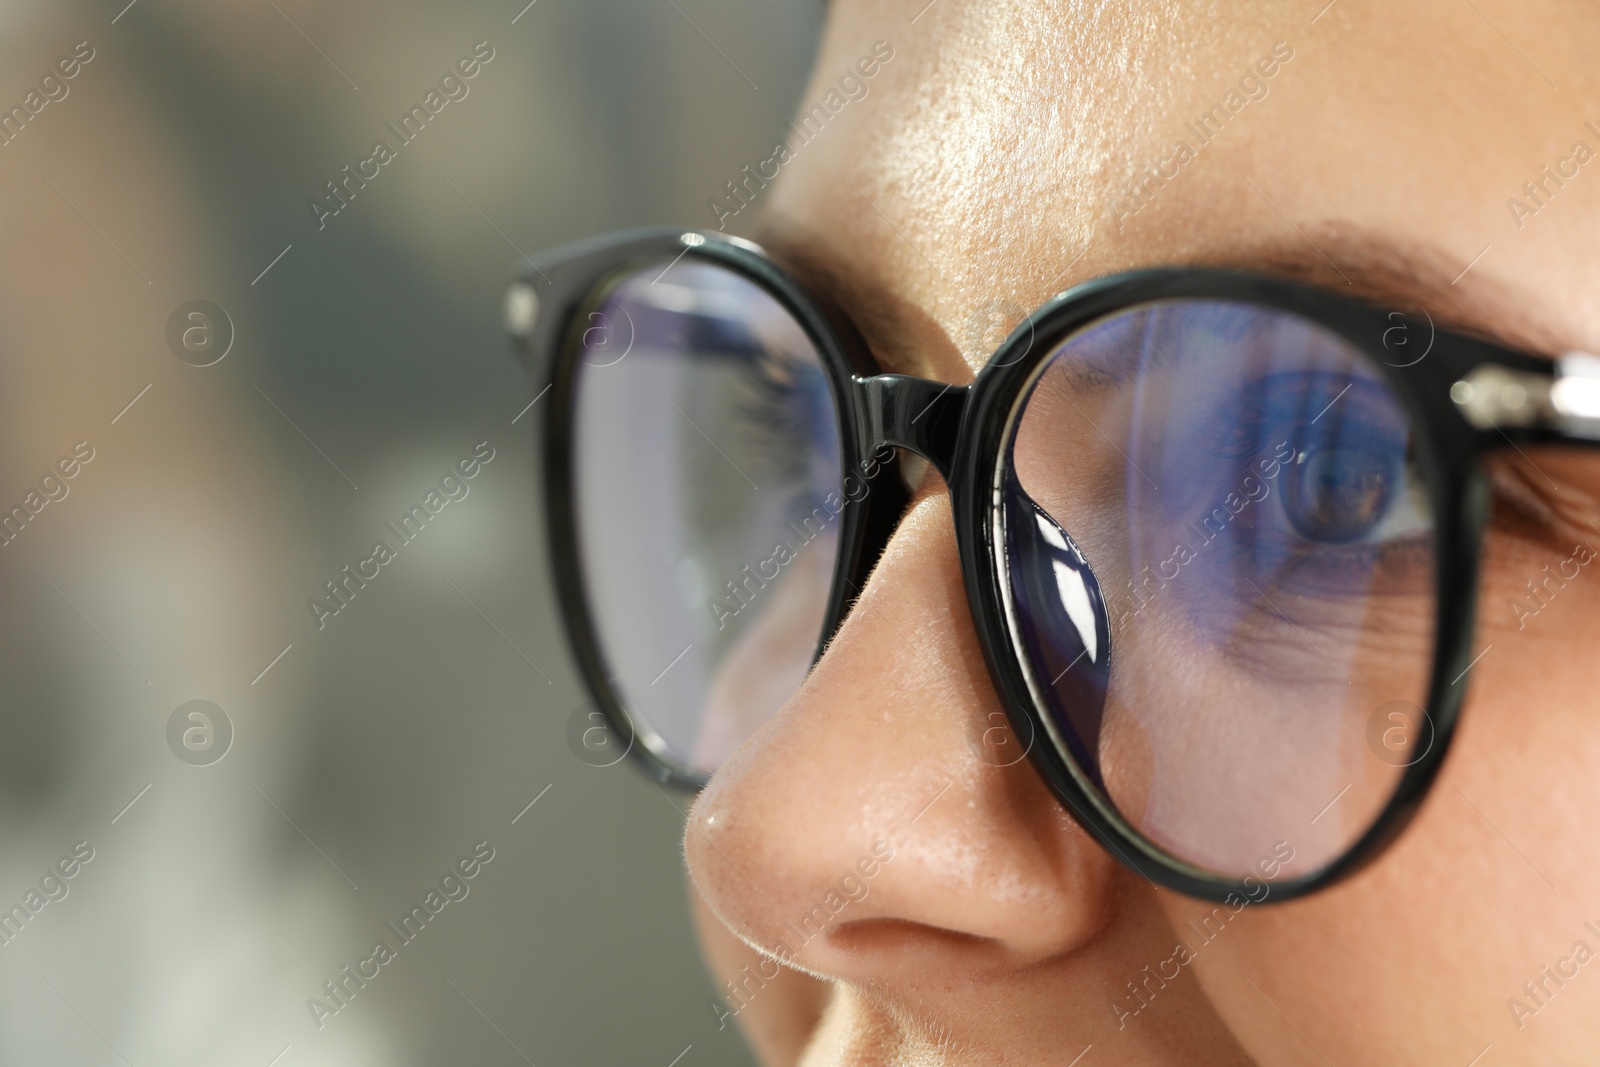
1002, 477, 1112, 791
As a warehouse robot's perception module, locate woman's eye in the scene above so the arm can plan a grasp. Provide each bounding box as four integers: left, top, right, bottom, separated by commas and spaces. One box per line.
1260, 394, 1434, 555
1282, 440, 1400, 544
1152, 373, 1435, 577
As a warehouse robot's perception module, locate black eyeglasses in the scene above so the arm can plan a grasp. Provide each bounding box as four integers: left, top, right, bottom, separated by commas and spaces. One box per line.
507, 227, 1600, 904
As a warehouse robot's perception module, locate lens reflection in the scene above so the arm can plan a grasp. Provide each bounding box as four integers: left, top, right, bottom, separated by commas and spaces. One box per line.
1005, 299, 1436, 879
570, 260, 844, 776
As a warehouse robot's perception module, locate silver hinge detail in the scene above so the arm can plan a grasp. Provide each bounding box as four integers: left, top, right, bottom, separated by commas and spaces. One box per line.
504, 281, 540, 340
1450, 365, 1551, 429
1450, 353, 1600, 438
1549, 352, 1600, 439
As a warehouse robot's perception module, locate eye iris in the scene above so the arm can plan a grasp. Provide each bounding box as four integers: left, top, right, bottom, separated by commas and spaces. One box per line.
1285, 444, 1393, 543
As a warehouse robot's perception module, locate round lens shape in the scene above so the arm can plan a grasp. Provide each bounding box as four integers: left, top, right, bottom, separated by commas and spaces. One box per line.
568, 259, 844, 777
1002, 299, 1437, 881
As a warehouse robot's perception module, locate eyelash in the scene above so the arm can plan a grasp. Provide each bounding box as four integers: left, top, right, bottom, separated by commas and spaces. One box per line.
735, 348, 836, 496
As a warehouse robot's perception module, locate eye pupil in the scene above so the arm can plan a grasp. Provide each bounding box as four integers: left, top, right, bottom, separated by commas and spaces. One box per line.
1285, 444, 1393, 542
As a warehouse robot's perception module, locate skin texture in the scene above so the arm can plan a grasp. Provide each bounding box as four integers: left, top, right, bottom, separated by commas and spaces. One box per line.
684, 1, 1600, 1064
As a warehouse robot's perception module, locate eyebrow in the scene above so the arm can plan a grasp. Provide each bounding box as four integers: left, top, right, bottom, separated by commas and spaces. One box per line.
750, 219, 1564, 376
1194, 231, 1560, 356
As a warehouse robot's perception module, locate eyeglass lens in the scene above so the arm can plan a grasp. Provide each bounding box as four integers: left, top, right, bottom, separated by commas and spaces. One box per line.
569, 260, 845, 775
1004, 300, 1438, 880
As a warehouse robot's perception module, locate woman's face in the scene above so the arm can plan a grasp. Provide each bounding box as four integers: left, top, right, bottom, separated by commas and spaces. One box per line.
684, 1, 1600, 1064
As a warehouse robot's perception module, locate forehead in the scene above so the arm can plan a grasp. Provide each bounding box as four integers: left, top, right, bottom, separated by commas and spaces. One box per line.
757, 0, 1600, 379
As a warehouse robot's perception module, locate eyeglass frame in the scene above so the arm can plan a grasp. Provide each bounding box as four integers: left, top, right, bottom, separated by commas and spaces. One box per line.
508, 226, 1600, 904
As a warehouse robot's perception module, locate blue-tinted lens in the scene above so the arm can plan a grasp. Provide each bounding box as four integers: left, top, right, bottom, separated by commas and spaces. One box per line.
570, 260, 843, 776
1004, 300, 1436, 879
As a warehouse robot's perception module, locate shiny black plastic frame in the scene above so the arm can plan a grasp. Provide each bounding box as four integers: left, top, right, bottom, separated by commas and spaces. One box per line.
510, 227, 1581, 904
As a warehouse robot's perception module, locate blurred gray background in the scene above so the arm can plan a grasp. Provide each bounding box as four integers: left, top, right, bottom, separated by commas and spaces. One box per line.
0, 1, 821, 1063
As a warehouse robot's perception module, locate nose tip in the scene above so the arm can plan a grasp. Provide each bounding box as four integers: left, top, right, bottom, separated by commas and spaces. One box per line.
1001, 475, 1112, 791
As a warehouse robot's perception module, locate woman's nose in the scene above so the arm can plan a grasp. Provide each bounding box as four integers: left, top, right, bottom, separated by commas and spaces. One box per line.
684, 487, 1122, 986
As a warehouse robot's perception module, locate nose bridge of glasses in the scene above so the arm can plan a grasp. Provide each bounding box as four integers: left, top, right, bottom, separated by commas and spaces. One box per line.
856, 374, 967, 480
